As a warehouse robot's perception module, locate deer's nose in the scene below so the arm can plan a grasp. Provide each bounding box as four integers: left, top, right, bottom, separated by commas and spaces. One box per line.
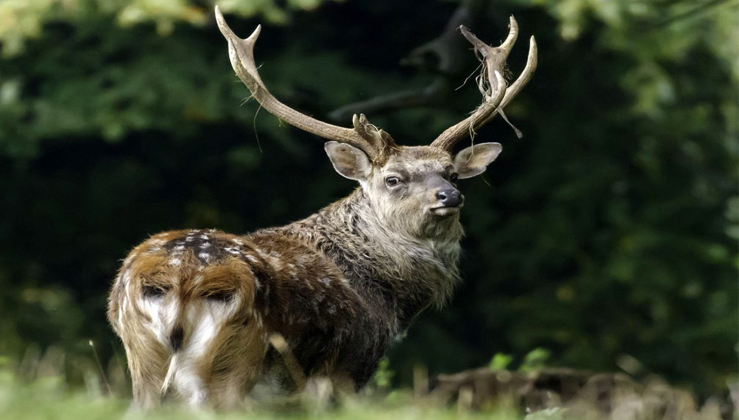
436, 188, 463, 207
171, 326, 184, 352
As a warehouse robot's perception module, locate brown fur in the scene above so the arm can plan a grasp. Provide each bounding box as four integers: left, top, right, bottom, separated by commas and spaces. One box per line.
109, 143, 500, 408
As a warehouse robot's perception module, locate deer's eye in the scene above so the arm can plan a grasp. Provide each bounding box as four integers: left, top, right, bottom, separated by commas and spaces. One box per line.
385, 176, 401, 187
143, 285, 169, 298
204, 291, 234, 303
450, 173, 459, 183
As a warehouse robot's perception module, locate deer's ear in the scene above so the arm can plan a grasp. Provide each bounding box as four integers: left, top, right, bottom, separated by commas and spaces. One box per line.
453, 142, 502, 179
325, 141, 372, 181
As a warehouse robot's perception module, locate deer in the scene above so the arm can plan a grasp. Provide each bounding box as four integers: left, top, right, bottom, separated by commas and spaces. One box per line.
107, 6, 537, 409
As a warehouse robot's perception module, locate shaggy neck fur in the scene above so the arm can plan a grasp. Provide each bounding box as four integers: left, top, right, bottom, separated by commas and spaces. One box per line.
277, 188, 463, 332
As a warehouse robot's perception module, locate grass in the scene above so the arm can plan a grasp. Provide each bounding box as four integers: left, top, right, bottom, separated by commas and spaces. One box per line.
0, 353, 733, 420
0, 352, 519, 420
0, 372, 521, 420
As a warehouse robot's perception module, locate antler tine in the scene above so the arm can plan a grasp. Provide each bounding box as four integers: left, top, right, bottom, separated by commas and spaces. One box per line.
430, 69, 507, 152
352, 113, 397, 155
496, 36, 538, 116
430, 16, 538, 152
215, 6, 384, 160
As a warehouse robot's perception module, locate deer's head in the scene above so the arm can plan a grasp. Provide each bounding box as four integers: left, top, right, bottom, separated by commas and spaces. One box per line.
215, 7, 537, 240
324, 141, 500, 238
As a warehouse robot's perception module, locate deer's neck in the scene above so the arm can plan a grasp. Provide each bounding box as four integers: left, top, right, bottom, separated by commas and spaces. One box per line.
283, 189, 462, 330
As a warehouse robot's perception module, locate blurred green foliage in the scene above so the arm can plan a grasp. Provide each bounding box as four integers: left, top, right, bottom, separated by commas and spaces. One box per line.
0, 0, 736, 399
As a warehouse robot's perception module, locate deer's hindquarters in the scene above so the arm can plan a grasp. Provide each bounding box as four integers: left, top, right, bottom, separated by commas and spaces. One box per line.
108, 230, 269, 408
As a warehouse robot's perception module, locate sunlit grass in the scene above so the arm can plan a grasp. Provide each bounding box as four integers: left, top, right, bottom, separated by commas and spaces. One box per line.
0, 352, 520, 420
0, 353, 732, 420
0, 371, 522, 420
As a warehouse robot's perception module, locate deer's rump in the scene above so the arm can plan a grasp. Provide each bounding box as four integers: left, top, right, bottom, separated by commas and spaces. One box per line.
109, 229, 392, 405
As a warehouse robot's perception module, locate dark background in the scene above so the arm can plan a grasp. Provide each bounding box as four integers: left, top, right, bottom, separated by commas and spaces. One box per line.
0, 0, 736, 397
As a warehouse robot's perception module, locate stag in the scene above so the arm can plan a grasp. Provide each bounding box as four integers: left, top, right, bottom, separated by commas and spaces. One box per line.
108, 6, 537, 409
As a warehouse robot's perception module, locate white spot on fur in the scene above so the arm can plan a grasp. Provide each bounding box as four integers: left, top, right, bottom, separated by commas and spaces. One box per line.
225, 247, 241, 255
286, 263, 297, 276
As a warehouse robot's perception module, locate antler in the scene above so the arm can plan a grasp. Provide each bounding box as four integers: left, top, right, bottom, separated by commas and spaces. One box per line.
430, 16, 538, 152
214, 6, 396, 161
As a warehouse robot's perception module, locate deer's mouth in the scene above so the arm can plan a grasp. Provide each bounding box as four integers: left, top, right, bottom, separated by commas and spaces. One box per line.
430, 204, 463, 217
